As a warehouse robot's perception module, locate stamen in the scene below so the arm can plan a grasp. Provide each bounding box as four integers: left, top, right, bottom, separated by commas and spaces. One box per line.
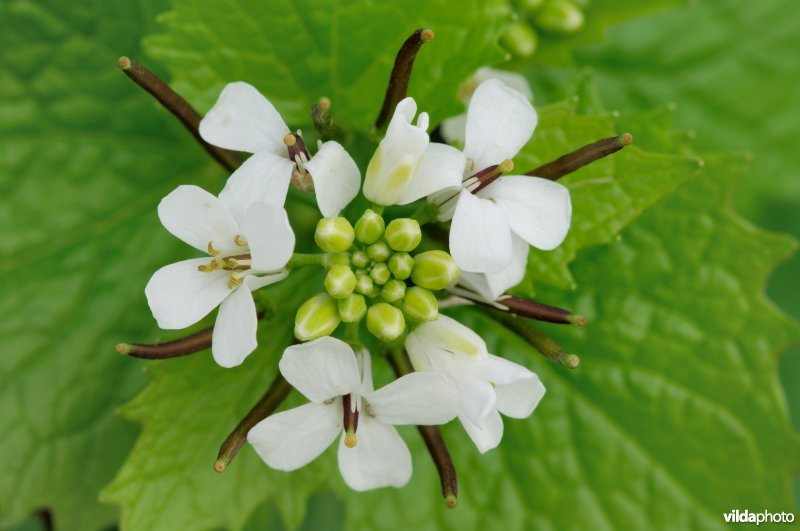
227, 273, 244, 289
471, 159, 513, 194
197, 259, 222, 272
234, 234, 248, 247
207, 241, 221, 256
342, 394, 359, 448
526, 133, 634, 181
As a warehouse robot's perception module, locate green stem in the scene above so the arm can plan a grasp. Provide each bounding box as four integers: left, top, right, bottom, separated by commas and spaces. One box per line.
370, 203, 385, 215
289, 253, 327, 268
410, 201, 435, 225
344, 322, 362, 349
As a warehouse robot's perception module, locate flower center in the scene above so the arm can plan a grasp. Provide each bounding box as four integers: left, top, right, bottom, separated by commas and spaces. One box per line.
197, 234, 255, 288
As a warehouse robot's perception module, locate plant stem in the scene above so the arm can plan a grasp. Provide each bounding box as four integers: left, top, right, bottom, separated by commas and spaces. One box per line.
290, 253, 327, 268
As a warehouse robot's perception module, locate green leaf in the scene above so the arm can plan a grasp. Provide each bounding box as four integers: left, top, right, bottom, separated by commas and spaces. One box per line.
144, 0, 511, 133
0, 0, 214, 528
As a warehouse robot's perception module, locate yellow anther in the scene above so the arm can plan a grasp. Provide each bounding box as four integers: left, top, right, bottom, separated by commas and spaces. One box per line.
224, 258, 239, 268
207, 241, 221, 256
197, 259, 221, 272
234, 234, 248, 247
227, 274, 244, 289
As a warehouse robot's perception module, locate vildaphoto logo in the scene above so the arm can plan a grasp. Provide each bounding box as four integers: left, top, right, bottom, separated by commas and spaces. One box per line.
723, 509, 795, 525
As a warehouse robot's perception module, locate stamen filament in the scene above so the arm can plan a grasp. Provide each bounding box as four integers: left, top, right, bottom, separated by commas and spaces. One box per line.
527, 133, 634, 181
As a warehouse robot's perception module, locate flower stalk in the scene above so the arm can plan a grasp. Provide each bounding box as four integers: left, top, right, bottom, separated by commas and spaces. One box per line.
489, 310, 580, 368
116, 325, 213, 359
527, 133, 633, 181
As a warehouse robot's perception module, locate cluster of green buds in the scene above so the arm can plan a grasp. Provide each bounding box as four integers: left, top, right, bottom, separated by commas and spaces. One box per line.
294, 208, 460, 343
501, 0, 588, 58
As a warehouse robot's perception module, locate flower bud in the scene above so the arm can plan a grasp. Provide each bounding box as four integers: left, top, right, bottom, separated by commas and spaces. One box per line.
295, 293, 341, 341
314, 217, 355, 253
535, 0, 584, 34
367, 302, 406, 342
384, 218, 421, 252
324, 265, 357, 299
402, 286, 438, 322
388, 252, 414, 280
518, 0, 545, 15
355, 274, 375, 296
367, 241, 391, 262
499, 21, 538, 58
351, 250, 369, 269
411, 250, 460, 290
338, 294, 367, 323
354, 209, 385, 244
370, 262, 391, 286
381, 279, 406, 303
324, 253, 350, 267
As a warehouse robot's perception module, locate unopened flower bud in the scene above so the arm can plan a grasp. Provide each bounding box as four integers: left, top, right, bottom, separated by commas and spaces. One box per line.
355, 274, 375, 296
402, 286, 438, 322
388, 252, 414, 280
384, 218, 421, 252
370, 262, 391, 285
338, 294, 367, 323
354, 209, 385, 244
324, 253, 351, 267
295, 293, 341, 341
500, 21, 538, 58
324, 265, 357, 299
367, 241, 391, 262
381, 279, 406, 303
411, 250, 460, 290
315, 217, 355, 253
367, 302, 406, 342
351, 250, 370, 268
535, 0, 584, 34
518, 0, 545, 15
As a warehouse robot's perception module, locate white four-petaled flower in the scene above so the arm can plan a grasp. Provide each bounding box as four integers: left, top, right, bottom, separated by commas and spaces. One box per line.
145, 184, 294, 368
247, 337, 459, 491
200, 81, 360, 217
406, 315, 545, 453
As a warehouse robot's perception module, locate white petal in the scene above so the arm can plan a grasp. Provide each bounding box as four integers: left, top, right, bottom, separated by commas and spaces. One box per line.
495, 371, 545, 419
145, 258, 231, 329
199, 81, 289, 156
303, 141, 360, 217
158, 185, 240, 254
396, 143, 466, 205
460, 410, 504, 453
439, 113, 467, 147
463, 79, 537, 171
218, 151, 294, 223
211, 283, 257, 368
337, 417, 411, 491
435, 353, 496, 424
478, 353, 534, 385
240, 203, 295, 271
459, 234, 529, 301
449, 189, 512, 273
279, 337, 361, 402
473, 67, 533, 100
366, 372, 458, 425
248, 401, 342, 471
246, 270, 289, 291
409, 314, 488, 361
484, 175, 572, 251
356, 349, 374, 394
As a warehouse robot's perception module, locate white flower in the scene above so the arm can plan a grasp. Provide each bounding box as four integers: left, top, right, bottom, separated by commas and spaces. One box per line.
363, 97, 466, 206
199, 82, 360, 217
406, 315, 545, 453
247, 337, 459, 491
431, 79, 572, 282
145, 184, 294, 368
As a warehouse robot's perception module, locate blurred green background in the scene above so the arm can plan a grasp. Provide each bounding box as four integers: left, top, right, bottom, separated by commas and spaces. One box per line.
1, 0, 798, 530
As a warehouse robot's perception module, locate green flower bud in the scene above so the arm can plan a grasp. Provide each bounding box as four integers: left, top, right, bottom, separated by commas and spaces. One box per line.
367, 285, 381, 298
366, 302, 406, 342
324, 253, 351, 267
355, 274, 375, 296
518, 0, 545, 15
352, 250, 369, 268
370, 262, 391, 285
381, 279, 406, 303
295, 293, 341, 341
535, 0, 584, 34
324, 265, 357, 299
384, 218, 421, 252
354, 209, 385, 244
499, 21, 538, 58
314, 217, 355, 253
367, 241, 391, 262
388, 252, 414, 280
338, 294, 367, 323
402, 286, 438, 322
411, 250, 460, 290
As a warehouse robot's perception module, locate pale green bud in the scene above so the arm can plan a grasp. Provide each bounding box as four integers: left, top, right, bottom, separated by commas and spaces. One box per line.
518, 0, 545, 15
535, 0, 584, 34
338, 294, 367, 323
402, 286, 438, 322
367, 241, 391, 262
366, 302, 406, 342
295, 293, 341, 341
355, 274, 374, 296
500, 21, 538, 58
388, 252, 414, 280
352, 250, 369, 268
411, 250, 460, 290
370, 262, 391, 285
354, 209, 385, 244
381, 279, 406, 303
324, 265, 357, 299
314, 217, 355, 253
384, 218, 421, 252
324, 253, 350, 267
